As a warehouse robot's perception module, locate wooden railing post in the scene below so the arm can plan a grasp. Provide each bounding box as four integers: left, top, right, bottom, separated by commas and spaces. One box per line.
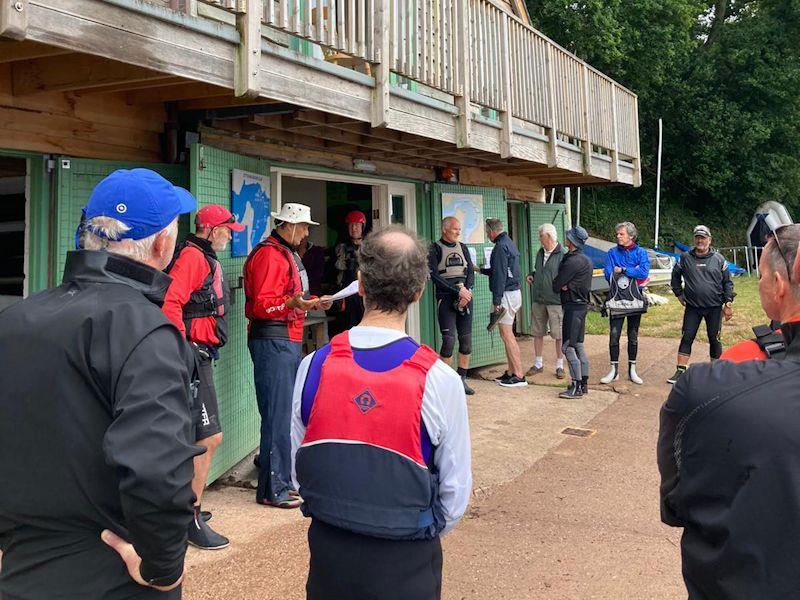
633, 95, 642, 187
581, 63, 592, 175
371, 0, 391, 127
609, 83, 620, 183
455, 0, 472, 148
0, 0, 27, 40
544, 44, 558, 167
499, 12, 513, 158
235, 0, 262, 98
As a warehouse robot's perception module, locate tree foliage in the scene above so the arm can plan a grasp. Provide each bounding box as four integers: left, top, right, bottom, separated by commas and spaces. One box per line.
526, 0, 800, 247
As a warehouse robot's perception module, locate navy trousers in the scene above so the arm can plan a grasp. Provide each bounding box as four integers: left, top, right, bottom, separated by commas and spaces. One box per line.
248, 338, 301, 503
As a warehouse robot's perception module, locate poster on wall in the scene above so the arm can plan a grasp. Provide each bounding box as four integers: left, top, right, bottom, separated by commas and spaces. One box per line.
441, 192, 485, 244
231, 169, 270, 258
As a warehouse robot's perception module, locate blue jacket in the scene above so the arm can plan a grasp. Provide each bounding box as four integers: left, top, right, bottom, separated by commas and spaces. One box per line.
481, 232, 521, 306
604, 244, 650, 286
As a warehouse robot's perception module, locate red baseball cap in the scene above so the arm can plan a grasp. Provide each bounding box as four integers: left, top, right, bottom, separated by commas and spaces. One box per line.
196, 204, 245, 232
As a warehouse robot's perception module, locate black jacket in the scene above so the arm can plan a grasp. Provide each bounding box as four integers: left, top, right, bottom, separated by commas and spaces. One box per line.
0, 251, 201, 600
658, 322, 800, 599
552, 248, 593, 306
429, 239, 475, 299
671, 248, 735, 308
481, 232, 521, 306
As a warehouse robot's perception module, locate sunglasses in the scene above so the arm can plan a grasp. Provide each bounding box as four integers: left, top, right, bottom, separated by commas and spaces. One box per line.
771, 225, 793, 282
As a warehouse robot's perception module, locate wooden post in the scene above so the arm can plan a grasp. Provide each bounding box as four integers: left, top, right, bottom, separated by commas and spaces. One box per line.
455, 0, 472, 148
633, 93, 642, 187
235, 0, 262, 98
581, 63, 592, 176
499, 12, 513, 158
609, 83, 619, 182
1, 0, 28, 40
544, 43, 558, 167
371, 0, 391, 127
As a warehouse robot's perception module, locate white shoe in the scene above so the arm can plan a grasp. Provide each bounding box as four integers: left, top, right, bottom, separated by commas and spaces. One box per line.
600, 363, 619, 384
629, 361, 643, 385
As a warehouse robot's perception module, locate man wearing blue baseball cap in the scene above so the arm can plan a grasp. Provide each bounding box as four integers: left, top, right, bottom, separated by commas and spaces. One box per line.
0, 169, 201, 599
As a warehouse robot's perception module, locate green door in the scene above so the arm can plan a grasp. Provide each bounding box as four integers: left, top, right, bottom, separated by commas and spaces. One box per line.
527, 203, 568, 270
190, 144, 271, 481
430, 183, 507, 369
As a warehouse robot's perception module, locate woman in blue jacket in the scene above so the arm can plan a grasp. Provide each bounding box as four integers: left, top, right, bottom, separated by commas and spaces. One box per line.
600, 222, 650, 384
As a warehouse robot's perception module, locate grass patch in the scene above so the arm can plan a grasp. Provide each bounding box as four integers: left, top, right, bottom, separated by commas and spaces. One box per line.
585, 275, 767, 347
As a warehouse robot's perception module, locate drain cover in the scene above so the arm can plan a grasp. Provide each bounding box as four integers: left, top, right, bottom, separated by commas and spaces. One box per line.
561, 427, 596, 438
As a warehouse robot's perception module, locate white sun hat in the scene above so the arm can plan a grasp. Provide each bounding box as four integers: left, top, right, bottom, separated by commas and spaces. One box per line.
271, 203, 319, 225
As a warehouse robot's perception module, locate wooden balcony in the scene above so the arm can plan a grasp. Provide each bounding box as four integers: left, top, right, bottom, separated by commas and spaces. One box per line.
1, 0, 640, 189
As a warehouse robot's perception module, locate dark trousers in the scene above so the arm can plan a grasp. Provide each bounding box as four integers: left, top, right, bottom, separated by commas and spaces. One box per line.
609, 314, 642, 362
306, 520, 443, 600
248, 337, 301, 503
679, 306, 723, 359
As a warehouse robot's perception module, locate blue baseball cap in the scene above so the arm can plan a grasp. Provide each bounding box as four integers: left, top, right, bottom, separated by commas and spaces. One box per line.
82, 169, 196, 241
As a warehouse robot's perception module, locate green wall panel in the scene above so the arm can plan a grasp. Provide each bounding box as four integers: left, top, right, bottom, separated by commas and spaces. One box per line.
55, 158, 187, 284
190, 144, 270, 482
430, 183, 507, 369
527, 203, 568, 268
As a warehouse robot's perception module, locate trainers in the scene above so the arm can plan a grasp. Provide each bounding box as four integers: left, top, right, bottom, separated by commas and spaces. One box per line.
462, 376, 475, 396
498, 375, 528, 388
494, 371, 512, 383
487, 307, 507, 332
201, 510, 212, 522
188, 510, 229, 550
555, 367, 565, 379
667, 368, 686, 384
559, 381, 583, 399
526, 365, 544, 376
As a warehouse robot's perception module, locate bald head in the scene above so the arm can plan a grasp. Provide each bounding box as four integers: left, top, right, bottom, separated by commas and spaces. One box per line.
358, 226, 428, 314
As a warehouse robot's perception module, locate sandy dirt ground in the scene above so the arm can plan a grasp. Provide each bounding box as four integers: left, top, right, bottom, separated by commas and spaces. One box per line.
181, 333, 711, 600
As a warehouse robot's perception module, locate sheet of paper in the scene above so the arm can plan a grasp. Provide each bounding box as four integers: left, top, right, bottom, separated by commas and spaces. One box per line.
468, 247, 477, 265
327, 279, 360, 301
483, 247, 493, 266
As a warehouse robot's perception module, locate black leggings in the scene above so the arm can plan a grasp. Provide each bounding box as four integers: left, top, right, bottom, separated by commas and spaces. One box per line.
609, 314, 642, 362
679, 306, 723, 359
437, 297, 473, 357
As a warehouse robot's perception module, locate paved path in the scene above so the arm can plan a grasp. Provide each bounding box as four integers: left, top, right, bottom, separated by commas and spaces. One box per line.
184, 334, 704, 599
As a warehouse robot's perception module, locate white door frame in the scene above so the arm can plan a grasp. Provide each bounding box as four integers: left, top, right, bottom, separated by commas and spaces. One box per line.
273, 168, 421, 340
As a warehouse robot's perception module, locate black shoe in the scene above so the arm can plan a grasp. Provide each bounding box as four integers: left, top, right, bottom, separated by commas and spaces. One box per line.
667, 368, 686, 384
494, 371, 512, 383
580, 377, 589, 395
559, 381, 583, 399
201, 510, 212, 522
461, 376, 475, 395
188, 510, 229, 550
498, 375, 528, 388
487, 307, 507, 332
253, 455, 260, 469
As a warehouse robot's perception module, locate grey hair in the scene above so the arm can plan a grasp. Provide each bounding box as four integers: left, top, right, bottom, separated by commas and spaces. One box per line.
767, 225, 800, 284
81, 216, 178, 262
485, 218, 504, 234
358, 226, 428, 314
538, 223, 558, 241
615, 221, 638, 241
441, 216, 460, 230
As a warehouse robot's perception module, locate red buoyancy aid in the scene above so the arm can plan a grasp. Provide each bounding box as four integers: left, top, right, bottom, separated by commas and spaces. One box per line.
166, 239, 229, 347
243, 236, 306, 323
296, 332, 446, 540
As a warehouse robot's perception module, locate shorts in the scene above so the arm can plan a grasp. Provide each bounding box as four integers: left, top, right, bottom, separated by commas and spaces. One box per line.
531, 303, 563, 338
499, 290, 522, 326
194, 349, 222, 441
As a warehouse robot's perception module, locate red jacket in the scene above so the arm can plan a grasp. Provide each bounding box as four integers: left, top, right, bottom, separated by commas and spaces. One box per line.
243, 234, 306, 343
163, 242, 221, 347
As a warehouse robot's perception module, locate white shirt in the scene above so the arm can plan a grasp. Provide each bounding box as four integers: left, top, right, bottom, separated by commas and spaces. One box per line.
291, 326, 472, 533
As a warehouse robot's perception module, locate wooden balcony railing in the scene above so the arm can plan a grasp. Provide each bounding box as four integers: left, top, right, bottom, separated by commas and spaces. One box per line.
193, 0, 640, 177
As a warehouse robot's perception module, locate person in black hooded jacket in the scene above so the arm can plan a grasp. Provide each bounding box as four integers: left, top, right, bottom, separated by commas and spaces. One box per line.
658, 223, 800, 599
0, 169, 200, 600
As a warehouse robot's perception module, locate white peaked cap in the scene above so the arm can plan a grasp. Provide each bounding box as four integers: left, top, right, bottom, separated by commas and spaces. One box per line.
271, 203, 319, 225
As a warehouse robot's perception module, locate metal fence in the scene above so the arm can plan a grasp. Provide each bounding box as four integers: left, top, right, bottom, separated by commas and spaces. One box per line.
717, 245, 763, 277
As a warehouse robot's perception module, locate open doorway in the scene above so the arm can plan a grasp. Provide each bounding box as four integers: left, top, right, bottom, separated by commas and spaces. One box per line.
0, 157, 27, 310
274, 169, 419, 342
